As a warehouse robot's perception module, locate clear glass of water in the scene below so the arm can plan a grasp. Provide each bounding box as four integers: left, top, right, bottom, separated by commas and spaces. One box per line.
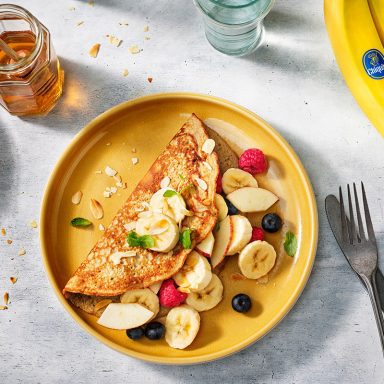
194, 0, 274, 56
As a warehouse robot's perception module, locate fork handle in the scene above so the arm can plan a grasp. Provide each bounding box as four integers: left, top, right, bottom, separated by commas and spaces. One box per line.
362, 273, 384, 355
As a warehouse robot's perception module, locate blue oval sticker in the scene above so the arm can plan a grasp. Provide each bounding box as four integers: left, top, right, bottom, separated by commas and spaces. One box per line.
363, 49, 384, 79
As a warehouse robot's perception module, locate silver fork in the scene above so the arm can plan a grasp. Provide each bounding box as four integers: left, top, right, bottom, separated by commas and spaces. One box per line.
339, 182, 384, 354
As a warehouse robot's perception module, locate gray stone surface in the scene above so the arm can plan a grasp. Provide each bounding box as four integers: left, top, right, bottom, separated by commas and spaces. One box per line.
1, 0, 383, 383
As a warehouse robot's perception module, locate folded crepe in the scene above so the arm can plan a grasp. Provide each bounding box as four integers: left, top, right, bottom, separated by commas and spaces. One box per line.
64, 114, 220, 314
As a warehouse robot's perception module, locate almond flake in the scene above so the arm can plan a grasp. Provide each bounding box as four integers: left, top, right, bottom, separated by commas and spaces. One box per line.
160, 176, 170, 189
7, 239, 12, 245
18, 248, 26, 256
10, 277, 17, 284
110, 186, 118, 194
195, 177, 207, 191
76, 21, 84, 27
68, 6, 76, 11
95, 169, 102, 174
0, 306, 7, 310
1, 228, 6, 236
177, 287, 191, 294
110, 251, 136, 265
71, 190, 83, 205
119, 21, 129, 26
144, 36, 151, 40
143, 25, 149, 32
202, 138, 215, 155
90, 199, 104, 219
122, 69, 129, 77
89, 43, 101, 58
131, 157, 139, 165
106, 142, 111, 146
95, 299, 112, 312
107, 35, 122, 47
3, 292, 9, 306
116, 182, 123, 188
105, 166, 117, 177
124, 222, 137, 232
99, 224, 105, 231
122, 182, 127, 189
131, 148, 137, 153
202, 161, 212, 171
103, 191, 111, 198
113, 174, 122, 183
128, 45, 140, 54
147, 77, 153, 83
30, 220, 38, 228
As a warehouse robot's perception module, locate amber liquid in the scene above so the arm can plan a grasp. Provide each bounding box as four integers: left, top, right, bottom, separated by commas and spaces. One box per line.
0, 30, 63, 115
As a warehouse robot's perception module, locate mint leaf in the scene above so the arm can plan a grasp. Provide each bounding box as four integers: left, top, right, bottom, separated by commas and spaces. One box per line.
284, 231, 297, 257
71, 217, 92, 227
163, 190, 179, 198
179, 228, 192, 249
127, 231, 154, 248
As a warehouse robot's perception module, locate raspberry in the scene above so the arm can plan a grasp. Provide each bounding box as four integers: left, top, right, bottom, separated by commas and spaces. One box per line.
251, 227, 264, 242
238, 148, 268, 175
216, 171, 223, 194
159, 279, 187, 308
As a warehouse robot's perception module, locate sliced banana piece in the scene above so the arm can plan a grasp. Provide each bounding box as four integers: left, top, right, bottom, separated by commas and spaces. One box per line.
215, 193, 228, 221
226, 215, 252, 256
186, 274, 223, 312
150, 188, 189, 223
136, 213, 179, 253
222, 168, 258, 195
238, 240, 276, 279
165, 305, 200, 349
173, 251, 212, 292
120, 288, 159, 318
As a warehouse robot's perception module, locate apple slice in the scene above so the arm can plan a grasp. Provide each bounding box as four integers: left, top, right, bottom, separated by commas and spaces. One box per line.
214, 193, 228, 221
97, 303, 154, 330
196, 231, 215, 258
211, 216, 233, 269
226, 187, 278, 212
226, 215, 252, 256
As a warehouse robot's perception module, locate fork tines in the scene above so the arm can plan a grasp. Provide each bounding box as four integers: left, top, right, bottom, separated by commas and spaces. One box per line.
339, 182, 376, 245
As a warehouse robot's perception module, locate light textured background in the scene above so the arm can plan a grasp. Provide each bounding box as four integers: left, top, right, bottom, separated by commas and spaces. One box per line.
1, 1, 384, 383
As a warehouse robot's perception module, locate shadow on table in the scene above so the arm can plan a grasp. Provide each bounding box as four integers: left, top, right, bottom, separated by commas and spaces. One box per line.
19, 56, 146, 132
136, 129, 362, 381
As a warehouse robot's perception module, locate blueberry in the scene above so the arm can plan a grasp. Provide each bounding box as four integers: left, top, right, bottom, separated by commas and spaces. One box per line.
232, 293, 252, 313
224, 198, 238, 215
144, 321, 165, 340
126, 327, 144, 340
261, 213, 282, 233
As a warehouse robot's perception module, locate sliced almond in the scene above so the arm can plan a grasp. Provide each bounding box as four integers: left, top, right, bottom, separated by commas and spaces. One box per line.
76, 21, 84, 27
202, 138, 215, 155
3, 292, 9, 306
105, 166, 117, 177
124, 222, 137, 232
107, 35, 122, 47
131, 157, 139, 165
71, 191, 83, 205
128, 45, 140, 54
94, 299, 112, 312
110, 186, 118, 194
10, 277, 17, 284
195, 177, 207, 191
103, 191, 111, 198
99, 224, 105, 231
122, 69, 129, 77
18, 248, 26, 256
89, 43, 100, 58
131, 148, 137, 153
145, 36, 151, 41
95, 169, 102, 174
113, 174, 122, 183
160, 176, 170, 189
29, 220, 38, 228
90, 199, 104, 219
143, 25, 149, 32
177, 286, 191, 294
202, 161, 213, 171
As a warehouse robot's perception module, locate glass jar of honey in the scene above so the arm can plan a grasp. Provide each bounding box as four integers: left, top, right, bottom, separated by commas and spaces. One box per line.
0, 5, 64, 116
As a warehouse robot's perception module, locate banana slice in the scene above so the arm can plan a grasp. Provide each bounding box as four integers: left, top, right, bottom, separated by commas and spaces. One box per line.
226, 215, 252, 256
222, 168, 258, 195
165, 305, 200, 349
120, 288, 160, 318
186, 274, 223, 312
136, 213, 179, 253
150, 188, 189, 223
173, 251, 212, 292
215, 193, 228, 221
238, 240, 276, 279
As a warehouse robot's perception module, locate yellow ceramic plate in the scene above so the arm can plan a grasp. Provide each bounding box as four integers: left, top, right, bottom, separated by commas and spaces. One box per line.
40, 93, 317, 364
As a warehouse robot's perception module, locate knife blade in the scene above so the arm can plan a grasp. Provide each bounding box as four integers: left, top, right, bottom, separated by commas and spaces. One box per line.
325, 194, 384, 311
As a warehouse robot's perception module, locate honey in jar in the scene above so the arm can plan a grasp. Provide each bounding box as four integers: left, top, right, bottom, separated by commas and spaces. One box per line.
0, 5, 63, 116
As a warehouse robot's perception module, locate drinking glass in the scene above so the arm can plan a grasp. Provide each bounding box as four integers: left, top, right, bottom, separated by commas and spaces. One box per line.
194, 0, 274, 56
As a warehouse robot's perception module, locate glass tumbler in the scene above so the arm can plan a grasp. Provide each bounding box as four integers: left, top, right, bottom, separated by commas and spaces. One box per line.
194, 0, 274, 56
0, 4, 64, 116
